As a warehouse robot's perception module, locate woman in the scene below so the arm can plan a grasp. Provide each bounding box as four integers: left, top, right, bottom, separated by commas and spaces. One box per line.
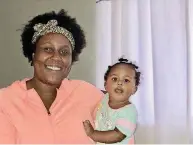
0, 9, 103, 144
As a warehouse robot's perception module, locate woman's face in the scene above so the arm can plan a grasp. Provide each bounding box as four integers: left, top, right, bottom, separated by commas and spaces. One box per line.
33, 33, 72, 86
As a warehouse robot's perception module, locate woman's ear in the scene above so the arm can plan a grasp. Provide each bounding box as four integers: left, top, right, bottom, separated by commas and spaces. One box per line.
32, 53, 35, 63
30, 53, 35, 66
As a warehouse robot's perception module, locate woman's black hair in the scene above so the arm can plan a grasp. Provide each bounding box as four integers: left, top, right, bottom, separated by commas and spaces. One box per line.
21, 9, 86, 65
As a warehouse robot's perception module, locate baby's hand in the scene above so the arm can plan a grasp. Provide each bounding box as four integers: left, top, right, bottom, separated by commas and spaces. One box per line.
83, 120, 94, 137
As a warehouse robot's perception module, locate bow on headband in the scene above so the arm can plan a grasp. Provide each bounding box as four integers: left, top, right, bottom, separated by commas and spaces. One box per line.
32, 19, 75, 50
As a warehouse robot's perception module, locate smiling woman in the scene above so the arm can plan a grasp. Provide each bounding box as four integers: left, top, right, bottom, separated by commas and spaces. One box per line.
0, 9, 103, 144
32, 33, 72, 87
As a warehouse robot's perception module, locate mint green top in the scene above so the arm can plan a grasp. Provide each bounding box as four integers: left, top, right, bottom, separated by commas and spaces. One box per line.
95, 94, 137, 144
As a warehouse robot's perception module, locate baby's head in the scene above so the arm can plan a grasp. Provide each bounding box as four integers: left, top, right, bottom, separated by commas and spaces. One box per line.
104, 58, 141, 102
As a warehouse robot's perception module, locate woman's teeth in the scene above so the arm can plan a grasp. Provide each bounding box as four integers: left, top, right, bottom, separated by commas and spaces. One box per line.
46, 65, 61, 71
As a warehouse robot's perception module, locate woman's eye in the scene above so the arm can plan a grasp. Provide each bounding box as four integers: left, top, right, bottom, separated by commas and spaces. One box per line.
60, 50, 69, 55
44, 47, 53, 52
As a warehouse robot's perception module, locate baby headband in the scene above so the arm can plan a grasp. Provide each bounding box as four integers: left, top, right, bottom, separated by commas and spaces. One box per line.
32, 19, 75, 50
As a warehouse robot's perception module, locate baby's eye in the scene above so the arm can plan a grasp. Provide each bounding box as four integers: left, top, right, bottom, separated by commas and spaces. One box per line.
124, 79, 130, 83
112, 77, 117, 82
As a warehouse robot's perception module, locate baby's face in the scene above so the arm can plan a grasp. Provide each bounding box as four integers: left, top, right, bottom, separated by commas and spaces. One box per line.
105, 64, 136, 102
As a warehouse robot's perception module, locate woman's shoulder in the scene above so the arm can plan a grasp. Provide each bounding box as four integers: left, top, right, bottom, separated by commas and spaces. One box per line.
65, 79, 104, 99
0, 80, 24, 96
66, 79, 101, 92
0, 79, 26, 108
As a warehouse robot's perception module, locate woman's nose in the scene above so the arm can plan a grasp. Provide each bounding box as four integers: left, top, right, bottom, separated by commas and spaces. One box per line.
52, 51, 62, 60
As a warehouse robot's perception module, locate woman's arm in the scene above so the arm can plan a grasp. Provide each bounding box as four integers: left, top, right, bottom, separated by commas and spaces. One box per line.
0, 108, 16, 143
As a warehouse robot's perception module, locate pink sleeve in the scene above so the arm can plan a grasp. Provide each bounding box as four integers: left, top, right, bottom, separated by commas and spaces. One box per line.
92, 100, 101, 120
77, 80, 103, 125
92, 93, 103, 121
0, 108, 16, 143
0, 88, 16, 144
86, 85, 103, 121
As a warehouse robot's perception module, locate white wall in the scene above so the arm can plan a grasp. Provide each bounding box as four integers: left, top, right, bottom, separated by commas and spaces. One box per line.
0, 0, 96, 88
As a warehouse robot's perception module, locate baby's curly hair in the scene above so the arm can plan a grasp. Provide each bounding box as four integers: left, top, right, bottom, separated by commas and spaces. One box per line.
21, 9, 86, 65
104, 58, 141, 88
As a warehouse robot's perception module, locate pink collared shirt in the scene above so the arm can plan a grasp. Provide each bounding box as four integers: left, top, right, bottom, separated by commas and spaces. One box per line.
0, 79, 103, 144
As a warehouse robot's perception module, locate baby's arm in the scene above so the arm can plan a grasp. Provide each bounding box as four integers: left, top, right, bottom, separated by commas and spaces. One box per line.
83, 105, 137, 143
83, 120, 126, 143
